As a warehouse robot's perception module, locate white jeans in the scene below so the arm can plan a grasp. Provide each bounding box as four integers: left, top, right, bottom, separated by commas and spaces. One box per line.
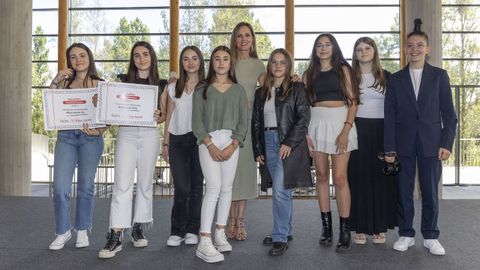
109, 126, 160, 229
199, 130, 240, 233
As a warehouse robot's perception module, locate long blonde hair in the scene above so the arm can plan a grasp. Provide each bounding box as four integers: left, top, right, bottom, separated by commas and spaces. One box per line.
352, 37, 387, 94
229, 22, 259, 61
260, 48, 293, 101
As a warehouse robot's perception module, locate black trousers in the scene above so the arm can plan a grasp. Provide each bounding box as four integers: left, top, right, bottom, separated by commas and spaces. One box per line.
397, 135, 442, 239
169, 132, 204, 236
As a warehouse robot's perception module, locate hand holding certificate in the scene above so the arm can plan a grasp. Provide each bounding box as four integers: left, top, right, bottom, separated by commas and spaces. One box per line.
42, 88, 106, 131
96, 81, 158, 127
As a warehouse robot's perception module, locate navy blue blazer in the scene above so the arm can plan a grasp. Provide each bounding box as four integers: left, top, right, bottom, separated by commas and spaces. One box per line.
384, 63, 457, 158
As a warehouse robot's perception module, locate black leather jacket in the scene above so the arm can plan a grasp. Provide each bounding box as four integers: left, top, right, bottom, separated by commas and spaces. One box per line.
252, 82, 313, 191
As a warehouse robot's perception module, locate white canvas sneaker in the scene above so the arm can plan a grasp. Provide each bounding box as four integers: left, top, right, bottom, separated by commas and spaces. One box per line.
214, 228, 232, 252
196, 236, 224, 263
167, 235, 185, 247
49, 230, 72, 250
393, 236, 415, 252
75, 230, 89, 248
185, 233, 198, 245
424, 239, 446, 256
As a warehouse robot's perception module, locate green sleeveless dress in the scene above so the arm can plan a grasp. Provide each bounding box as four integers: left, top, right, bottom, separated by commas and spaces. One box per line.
232, 58, 265, 200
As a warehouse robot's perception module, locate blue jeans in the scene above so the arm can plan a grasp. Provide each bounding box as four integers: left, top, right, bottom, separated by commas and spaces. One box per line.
53, 130, 104, 235
265, 130, 293, 243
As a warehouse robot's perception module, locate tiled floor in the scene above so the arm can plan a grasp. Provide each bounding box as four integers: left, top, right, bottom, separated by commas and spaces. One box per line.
31, 183, 480, 199
442, 185, 480, 199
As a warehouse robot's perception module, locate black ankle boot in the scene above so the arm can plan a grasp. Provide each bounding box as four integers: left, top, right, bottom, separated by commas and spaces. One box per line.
336, 217, 351, 252
319, 212, 333, 246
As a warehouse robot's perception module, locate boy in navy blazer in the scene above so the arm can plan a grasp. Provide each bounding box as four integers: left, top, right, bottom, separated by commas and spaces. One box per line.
384, 19, 457, 256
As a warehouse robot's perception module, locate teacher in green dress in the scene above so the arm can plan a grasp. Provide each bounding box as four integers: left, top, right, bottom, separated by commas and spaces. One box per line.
227, 22, 266, 241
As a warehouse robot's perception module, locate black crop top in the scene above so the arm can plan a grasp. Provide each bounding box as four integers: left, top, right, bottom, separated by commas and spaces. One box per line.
312, 69, 344, 103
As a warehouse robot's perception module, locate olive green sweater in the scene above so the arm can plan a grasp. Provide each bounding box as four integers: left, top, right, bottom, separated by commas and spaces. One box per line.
192, 83, 248, 145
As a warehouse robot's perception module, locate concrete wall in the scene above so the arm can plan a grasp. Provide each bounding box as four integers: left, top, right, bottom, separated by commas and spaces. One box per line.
405, 0, 443, 67
0, 0, 33, 196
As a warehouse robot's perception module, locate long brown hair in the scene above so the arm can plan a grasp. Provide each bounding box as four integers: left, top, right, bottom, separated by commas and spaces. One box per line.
175, 46, 205, 98
229, 22, 259, 61
126, 41, 160, 85
198, 46, 238, 100
352, 37, 387, 94
260, 48, 293, 101
64, 43, 101, 88
304, 33, 359, 106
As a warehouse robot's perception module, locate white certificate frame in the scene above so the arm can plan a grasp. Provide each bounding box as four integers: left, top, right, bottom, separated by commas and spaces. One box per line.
96, 81, 158, 127
42, 88, 106, 131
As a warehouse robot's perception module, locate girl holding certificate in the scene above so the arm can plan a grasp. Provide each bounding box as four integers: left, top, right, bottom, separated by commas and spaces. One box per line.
192, 46, 248, 263
163, 46, 205, 247
99, 41, 165, 259
48, 43, 105, 250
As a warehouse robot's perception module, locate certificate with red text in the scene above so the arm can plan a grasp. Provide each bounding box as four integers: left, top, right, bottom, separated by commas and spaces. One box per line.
96, 81, 158, 127
42, 88, 106, 131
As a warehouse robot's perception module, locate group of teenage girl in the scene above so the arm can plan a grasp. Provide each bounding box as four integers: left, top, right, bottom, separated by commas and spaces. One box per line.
48, 19, 457, 263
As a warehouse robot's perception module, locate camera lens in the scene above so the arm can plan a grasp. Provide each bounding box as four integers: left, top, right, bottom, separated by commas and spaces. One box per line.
382, 166, 392, 175
382, 162, 399, 176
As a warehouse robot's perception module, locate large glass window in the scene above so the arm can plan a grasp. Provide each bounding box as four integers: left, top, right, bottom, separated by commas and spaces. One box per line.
442, 0, 480, 185
69, 2, 170, 80
32, 0, 480, 186
294, 2, 400, 75
179, 0, 284, 62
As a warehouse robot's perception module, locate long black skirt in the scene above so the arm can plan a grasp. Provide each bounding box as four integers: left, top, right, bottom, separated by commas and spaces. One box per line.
347, 117, 398, 234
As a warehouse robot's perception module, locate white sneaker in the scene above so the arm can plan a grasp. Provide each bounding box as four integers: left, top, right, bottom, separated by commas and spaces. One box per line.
196, 236, 224, 263
393, 236, 415, 252
185, 233, 198, 245
49, 230, 72, 250
214, 228, 232, 252
75, 230, 89, 248
424, 239, 446, 256
167, 235, 185, 247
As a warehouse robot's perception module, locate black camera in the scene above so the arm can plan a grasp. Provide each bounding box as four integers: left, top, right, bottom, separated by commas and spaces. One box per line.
377, 152, 400, 176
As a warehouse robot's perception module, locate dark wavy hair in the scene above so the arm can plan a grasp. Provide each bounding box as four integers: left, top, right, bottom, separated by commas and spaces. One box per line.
175, 46, 205, 98
126, 41, 160, 85
352, 37, 387, 94
198, 46, 238, 100
64, 43, 101, 88
260, 48, 293, 101
304, 33, 359, 106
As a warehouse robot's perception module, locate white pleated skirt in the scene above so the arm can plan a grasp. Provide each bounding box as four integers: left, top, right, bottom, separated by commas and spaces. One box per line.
308, 106, 358, 154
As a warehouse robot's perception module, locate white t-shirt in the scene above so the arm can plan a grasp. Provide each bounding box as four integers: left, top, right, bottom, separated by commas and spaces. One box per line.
167, 83, 194, 135
263, 87, 278, 127
356, 73, 385, 119
409, 68, 423, 100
